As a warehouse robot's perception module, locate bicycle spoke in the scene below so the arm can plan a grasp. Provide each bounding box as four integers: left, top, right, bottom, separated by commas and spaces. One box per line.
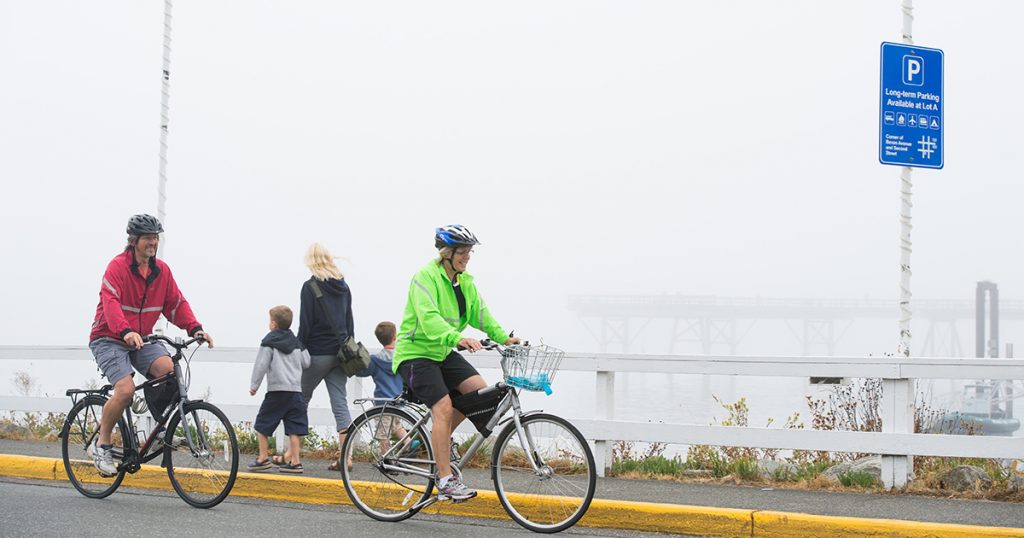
493, 414, 596, 532
62, 398, 126, 498
342, 407, 434, 522
165, 402, 238, 508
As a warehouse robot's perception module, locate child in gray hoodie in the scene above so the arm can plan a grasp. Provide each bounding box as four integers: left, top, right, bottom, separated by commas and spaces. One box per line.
248, 305, 311, 473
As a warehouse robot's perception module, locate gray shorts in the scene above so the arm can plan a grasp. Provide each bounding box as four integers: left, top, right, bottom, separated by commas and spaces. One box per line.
89, 338, 170, 384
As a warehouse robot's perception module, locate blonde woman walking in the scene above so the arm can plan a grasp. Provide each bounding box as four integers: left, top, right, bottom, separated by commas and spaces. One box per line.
279, 243, 355, 471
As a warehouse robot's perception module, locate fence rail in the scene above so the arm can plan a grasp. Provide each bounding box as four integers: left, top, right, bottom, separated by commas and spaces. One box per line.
2, 345, 1021, 489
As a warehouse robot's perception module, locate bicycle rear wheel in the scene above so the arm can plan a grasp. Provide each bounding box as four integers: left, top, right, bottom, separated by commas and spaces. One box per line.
164, 401, 239, 508
492, 413, 596, 533
341, 406, 434, 521
61, 396, 128, 498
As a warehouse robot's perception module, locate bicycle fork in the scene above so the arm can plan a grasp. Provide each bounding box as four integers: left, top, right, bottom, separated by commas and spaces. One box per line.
169, 362, 213, 462
506, 392, 548, 478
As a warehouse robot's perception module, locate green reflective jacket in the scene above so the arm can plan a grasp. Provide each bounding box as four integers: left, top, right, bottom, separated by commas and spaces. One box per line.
392, 260, 509, 372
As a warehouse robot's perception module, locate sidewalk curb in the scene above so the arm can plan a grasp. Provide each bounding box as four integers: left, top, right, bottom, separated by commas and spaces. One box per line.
4, 454, 1022, 537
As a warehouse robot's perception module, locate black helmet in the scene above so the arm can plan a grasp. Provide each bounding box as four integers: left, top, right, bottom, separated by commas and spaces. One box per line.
126, 214, 164, 235
434, 224, 480, 249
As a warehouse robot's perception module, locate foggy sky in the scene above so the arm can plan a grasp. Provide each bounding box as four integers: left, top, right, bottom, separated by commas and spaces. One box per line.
2, 1, 1022, 355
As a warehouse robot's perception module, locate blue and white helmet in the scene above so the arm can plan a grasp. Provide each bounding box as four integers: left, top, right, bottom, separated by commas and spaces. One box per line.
434, 224, 480, 249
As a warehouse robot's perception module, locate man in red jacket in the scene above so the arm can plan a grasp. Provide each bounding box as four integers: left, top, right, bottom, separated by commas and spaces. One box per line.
87, 214, 213, 476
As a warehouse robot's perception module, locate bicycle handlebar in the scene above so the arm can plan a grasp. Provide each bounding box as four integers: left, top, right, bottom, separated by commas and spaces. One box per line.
480, 339, 531, 353
145, 333, 206, 350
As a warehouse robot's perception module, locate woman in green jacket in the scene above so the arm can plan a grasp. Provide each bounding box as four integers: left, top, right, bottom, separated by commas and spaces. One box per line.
393, 224, 520, 502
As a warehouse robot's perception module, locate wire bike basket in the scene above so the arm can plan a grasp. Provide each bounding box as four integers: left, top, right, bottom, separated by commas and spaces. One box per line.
500, 344, 564, 395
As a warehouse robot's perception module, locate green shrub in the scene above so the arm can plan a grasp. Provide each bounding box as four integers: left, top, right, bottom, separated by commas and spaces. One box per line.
794, 460, 832, 481
613, 455, 688, 476
838, 470, 878, 488
771, 465, 797, 482
731, 457, 761, 480
0, 412, 66, 441
234, 422, 270, 455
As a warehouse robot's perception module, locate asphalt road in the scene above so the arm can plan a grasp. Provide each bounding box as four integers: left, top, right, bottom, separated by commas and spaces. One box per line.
6, 439, 1022, 529
0, 477, 686, 538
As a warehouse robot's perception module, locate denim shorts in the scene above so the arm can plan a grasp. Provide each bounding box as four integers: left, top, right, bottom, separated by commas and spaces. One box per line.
89, 338, 170, 385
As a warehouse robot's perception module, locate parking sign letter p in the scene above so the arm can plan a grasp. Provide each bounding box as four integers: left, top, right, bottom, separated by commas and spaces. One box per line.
902, 55, 923, 86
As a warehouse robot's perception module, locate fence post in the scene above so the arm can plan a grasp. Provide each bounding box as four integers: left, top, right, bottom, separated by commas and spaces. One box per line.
881, 377, 914, 489
594, 370, 615, 477
275, 428, 286, 453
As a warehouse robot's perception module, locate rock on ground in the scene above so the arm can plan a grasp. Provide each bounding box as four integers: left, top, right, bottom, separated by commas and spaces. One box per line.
939, 465, 993, 492
821, 455, 881, 483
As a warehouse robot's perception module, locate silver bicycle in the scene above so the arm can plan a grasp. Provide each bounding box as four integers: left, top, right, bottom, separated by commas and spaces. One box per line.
340, 341, 596, 533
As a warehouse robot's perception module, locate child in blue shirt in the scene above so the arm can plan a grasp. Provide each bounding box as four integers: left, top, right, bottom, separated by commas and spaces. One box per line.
357, 321, 403, 400
356, 321, 415, 453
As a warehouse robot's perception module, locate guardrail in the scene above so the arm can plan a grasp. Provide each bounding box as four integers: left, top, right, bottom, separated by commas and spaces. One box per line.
1, 345, 1021, 489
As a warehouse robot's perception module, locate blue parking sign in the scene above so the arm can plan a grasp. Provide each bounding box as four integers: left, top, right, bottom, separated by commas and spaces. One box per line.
879, 42, 943, 169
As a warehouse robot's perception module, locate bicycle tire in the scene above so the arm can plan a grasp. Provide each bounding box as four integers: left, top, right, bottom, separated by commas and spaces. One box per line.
61, 395, 128, 498
164, 401, 239, 508
341, 405, 435, 522
492, 413, 597, 533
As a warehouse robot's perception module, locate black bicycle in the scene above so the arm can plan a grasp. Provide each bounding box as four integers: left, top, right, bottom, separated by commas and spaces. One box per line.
60, 334, 239, 508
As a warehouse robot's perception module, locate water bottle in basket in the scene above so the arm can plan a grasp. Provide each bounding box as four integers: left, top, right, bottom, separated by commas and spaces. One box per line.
500, 344, 564, 395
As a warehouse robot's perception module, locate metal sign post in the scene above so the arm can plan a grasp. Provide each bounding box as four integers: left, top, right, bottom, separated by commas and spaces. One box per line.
878, 0, 947, 490
880, 1, 944, 359
154, 0, 174, 336
156, 0, 173, 259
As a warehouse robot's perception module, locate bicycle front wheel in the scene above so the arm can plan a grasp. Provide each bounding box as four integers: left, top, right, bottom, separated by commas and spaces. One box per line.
164, 401, 239, 508
492, 413, 597, 533
341, 406, 434, 522
61, 396, 128, 498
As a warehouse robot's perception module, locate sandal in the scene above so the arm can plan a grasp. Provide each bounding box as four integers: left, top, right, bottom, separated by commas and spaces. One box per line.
271, 454, 286, 466
278, 462, 304, 474
247, 458, 273, 471
328, 458, 354, 472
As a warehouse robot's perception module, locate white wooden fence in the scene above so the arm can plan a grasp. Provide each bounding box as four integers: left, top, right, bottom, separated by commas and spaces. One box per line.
1, 345, 1021, 489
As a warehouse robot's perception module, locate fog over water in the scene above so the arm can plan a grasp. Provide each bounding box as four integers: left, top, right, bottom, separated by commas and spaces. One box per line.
2, 2, 1022, 431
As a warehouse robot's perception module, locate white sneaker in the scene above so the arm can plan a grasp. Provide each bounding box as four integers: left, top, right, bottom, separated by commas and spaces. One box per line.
437, 475, 476, 503
90, 441, 118, 477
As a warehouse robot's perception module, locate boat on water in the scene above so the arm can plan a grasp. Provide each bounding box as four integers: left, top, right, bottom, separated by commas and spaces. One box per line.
929, 383, 1020, 436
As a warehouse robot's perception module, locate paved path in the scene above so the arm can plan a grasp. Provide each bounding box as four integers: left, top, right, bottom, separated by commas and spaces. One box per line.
5, 438, 1021, 529
4, 440, 1019, 528
0, 477, 680, 537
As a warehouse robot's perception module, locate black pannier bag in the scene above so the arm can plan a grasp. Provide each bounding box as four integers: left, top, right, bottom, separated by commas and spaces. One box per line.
144, 378, 178, 422
451, 387, 505, 437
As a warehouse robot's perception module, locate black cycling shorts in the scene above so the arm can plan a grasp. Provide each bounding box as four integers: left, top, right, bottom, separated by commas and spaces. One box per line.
398, 351, 479, 408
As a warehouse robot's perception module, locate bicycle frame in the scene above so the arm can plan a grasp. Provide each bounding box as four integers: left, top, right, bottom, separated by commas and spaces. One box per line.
365, 381, 547, 483
64, 336, 209, 472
